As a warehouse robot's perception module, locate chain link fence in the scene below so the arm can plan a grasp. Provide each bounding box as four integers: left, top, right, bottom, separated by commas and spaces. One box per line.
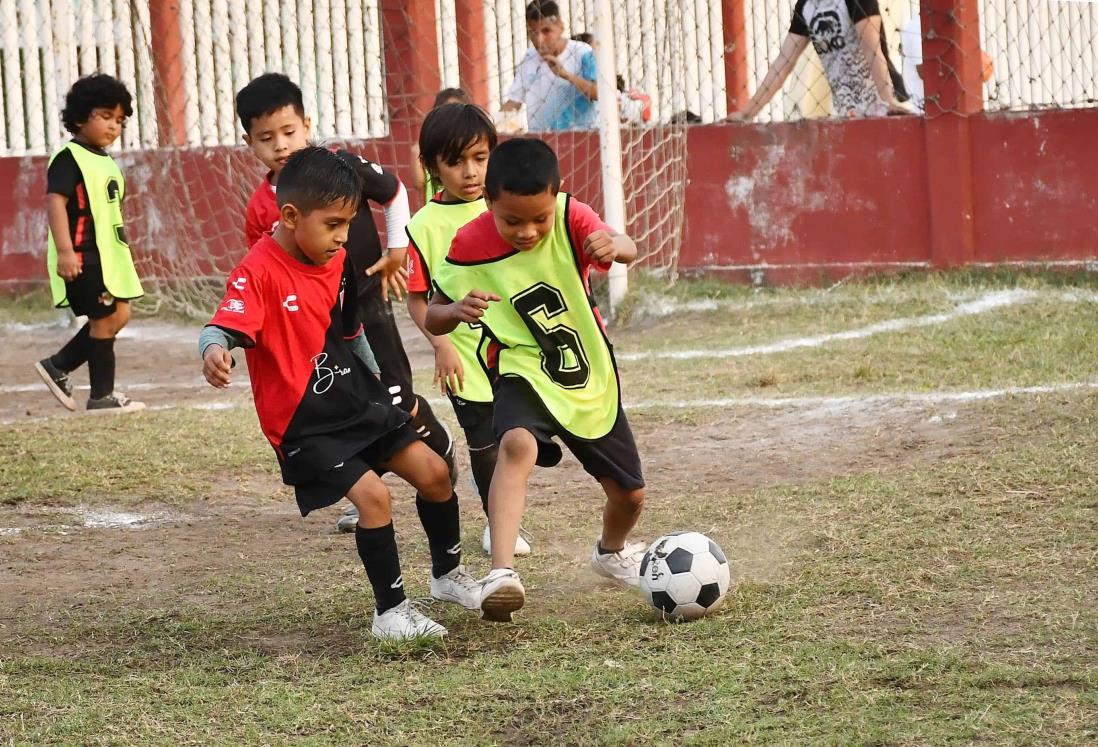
1, 1, 1094, 312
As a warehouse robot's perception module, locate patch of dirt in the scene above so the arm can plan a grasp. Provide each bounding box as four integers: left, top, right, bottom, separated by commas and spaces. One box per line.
0, 313, 997, 655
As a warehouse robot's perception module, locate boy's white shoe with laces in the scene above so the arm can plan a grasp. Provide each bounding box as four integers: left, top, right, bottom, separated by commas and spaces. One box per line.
371, 600, 447, 641
479, 568, 525, 622
481, 525, 532, 556
590, 540, 647, 587
430, 565, 481, 610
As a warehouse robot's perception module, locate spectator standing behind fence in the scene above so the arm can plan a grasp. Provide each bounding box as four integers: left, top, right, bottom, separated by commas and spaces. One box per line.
499, 1, 598, 132
730, 0, 907, 121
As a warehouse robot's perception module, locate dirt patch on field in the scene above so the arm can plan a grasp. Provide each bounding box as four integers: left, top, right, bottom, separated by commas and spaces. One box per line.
1, 314, 993, 655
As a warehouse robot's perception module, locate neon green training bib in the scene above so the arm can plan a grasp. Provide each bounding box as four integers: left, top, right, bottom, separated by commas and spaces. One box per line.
407, 196, 493, 403
434, 192, 619, 440
47, 142, 144, 307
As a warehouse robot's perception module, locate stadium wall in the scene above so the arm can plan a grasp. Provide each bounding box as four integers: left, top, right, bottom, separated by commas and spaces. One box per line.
0, 107, 1095, 291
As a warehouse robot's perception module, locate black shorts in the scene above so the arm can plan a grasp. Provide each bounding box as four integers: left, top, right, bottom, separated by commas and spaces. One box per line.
448, 395, 495, 450
359, 293, 415, 414
292, 423, 421, 516
59, 261, 127, 319
492, 376, 645, 491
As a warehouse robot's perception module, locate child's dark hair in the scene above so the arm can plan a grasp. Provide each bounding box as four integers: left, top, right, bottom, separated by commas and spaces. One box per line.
276, 147, 361, 214
419, 104, 498, 176
484, 138, 560, 200
433, 87, 470, 109
526, 0, 560, 22
61, 74, 133, 135
235, 73, 305, 134
572, 32, 593, 45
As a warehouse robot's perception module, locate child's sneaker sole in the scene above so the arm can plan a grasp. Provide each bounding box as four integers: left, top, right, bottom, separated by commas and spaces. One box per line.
481, 584, 525, 622
33, 361, 76, 411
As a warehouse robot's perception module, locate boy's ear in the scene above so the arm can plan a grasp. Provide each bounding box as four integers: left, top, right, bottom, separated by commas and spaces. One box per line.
279, 203, 300, 229
303, 115, 312, 135
243, 132, 253, 146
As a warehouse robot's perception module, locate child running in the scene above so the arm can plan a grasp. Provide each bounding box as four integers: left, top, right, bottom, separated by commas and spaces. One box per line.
35, 74, 145, 412
200, 147, 479, 640
235, 73, 457, 532
406, 103, 530, 557
426, 138, 646, 622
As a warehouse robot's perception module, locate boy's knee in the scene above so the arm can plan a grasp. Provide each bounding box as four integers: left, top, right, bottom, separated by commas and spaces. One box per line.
418, 453, 453, 502
349, 481, 392, 517
498, 428, 537, 463
609, 485, 645, 511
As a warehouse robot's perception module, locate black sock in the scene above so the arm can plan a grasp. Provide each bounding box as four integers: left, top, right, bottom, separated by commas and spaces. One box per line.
354, 522, 406, 614
411, 395, 452, 460
51, 323, 92, 372
87, 337, 116, 399
597, 540, 623, 556
469, 444, 497, 516
415, 492, 461, 578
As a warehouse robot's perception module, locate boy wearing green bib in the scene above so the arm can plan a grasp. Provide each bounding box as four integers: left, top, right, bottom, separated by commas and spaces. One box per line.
427, 138, 645, 622
35, 75, 145, 412
407, 103, 538, 558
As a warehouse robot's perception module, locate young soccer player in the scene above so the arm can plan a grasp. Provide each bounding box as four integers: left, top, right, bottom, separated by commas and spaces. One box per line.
200, 147, 479, 640
235, 73, 457, 532
411, 87, 472, 202
406, 103, 530, 557
425, 138, 646, 622
35, 74, 145, 412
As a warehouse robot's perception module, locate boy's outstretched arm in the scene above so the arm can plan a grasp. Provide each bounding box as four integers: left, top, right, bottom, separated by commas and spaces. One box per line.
426, 288, 500, 336
584, 229, 638, 266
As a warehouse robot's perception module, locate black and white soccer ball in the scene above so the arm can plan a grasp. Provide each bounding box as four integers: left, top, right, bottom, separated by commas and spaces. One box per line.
639, 532, 731, 621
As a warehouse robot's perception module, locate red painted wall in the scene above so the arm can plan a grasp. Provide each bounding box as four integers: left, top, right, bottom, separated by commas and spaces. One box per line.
2, 109, 1095, 291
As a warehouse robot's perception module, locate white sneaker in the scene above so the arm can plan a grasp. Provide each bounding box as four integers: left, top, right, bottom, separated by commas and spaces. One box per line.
481, 525, 532, 556
591, 540, 646, 588
430, 565, 481, 610
371, 599, 447, 641
479, 568, 525, 622
336, 504, 358, 533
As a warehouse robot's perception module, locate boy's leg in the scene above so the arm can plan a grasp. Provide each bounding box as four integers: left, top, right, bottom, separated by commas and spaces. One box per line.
50, 322, 92, 372
599, 479, 646, 553
86, 301, 142, 410
344, 467, 446, 638
381, 440, 479, 610
486, 428, 538, 571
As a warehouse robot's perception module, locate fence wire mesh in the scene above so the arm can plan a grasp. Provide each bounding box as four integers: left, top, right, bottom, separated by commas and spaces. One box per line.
1, 1, 1094, 312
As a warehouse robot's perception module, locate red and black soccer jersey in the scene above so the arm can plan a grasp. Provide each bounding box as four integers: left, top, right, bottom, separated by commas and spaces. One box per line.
242, 150, 401, 299
47, 140, 115, 264
207, 235, 408, 484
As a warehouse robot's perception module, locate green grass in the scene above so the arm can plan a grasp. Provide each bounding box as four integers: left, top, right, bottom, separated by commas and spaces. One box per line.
2, 271, 1098, 745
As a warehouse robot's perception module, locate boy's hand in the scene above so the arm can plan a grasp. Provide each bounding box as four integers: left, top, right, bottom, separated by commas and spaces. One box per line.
55, 249, 81, 282
202, 344, 234, 389
453, 290, 500, 324
584, 230, 619, 264
365, 252, 409, 302
433, 341, 465, 395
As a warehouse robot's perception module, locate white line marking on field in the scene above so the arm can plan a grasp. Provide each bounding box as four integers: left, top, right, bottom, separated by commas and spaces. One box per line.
624, 380, 1098, 411
618, 290, 1034, 361
1, 380, 210, 394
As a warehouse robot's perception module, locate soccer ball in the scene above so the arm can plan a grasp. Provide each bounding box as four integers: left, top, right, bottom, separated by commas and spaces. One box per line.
639, 532, 731, 621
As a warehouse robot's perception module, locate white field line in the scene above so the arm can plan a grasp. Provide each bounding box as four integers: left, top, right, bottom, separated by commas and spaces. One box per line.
618, 289, 1034, 361
1, 380, 210, 394
624, 381, 1098, 411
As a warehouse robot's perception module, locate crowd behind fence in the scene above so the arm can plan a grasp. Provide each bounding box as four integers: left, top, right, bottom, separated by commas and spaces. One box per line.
0, 1, 1094, 157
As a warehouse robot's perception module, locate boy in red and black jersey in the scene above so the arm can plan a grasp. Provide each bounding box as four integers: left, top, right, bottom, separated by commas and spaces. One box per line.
234, 75, 457, 533
200, 148, 479, 641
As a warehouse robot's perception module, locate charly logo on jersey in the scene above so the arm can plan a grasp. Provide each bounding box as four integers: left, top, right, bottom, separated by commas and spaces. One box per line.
221, 299, 245, 314
310, 352, 352, 394
282, 294, 299, 311
231, 276, 247, 291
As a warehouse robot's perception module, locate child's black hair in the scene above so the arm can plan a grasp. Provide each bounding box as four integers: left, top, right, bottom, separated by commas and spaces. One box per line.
484, 138, 560, 201
419, 104, 498, 177
432, 87, 471, 109
525, 0, 560, 22
235, 73, 305, 134
61, 74, 133, 135
276, 147, 362, 214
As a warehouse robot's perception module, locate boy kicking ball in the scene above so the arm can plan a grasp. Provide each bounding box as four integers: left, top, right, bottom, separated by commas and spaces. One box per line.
426, 138, 646, 622
200, 147, 478, 640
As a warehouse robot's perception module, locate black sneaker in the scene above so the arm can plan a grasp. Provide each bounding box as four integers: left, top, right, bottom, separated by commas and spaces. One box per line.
34, 358, 76, 411
86, 392, 146, 413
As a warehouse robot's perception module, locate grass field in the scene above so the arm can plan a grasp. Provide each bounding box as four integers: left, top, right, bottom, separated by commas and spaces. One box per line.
1, 271, 1097, 745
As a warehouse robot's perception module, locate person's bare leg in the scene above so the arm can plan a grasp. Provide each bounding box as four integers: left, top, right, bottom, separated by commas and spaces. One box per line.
598, 479, 645, 552
382, 440, 451, 502
344, 470, 393, 528
488, 428, 538, 570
